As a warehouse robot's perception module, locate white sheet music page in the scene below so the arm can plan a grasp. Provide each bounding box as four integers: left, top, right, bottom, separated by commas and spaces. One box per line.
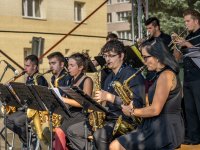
52, 88, 63, 100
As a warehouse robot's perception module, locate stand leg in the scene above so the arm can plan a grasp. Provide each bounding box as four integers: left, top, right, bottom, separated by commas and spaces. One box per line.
84, 119, 88, 150
4, 104, 8, 150
24, 102, 30, 149
0, 66, 8, 82
49, 111, 53, 150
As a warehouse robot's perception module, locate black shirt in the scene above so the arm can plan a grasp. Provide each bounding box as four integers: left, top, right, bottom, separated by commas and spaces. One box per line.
51, 69, 71, 87
183, 28, 200, 82
148, 31, 172, 50
103, 64, 145, 120
26, 72, 48, 86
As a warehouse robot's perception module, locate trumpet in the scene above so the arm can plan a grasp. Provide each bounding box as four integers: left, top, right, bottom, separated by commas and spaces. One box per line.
168, 28, 188, 48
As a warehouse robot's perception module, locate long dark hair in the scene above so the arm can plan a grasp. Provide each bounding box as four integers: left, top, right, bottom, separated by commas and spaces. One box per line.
140, 39, 179, 74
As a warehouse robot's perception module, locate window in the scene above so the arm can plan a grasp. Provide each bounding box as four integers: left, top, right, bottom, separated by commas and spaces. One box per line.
117, 0, 130, 3
118, 31, 132, 40
22, 0, 42, 18
107, 0, 112, 5
107, 13, 112, 23
74, 1, 85, 22
117, 11, 129, 22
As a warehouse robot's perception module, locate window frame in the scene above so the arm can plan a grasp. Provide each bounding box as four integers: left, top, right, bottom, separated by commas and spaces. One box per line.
22, 0, 44, 19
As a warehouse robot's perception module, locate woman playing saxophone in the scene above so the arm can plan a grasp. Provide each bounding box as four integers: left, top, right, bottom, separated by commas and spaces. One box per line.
53, 52, 93, 150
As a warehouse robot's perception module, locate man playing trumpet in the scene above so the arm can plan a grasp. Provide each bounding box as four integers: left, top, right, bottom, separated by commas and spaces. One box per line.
173, 9, 200, 145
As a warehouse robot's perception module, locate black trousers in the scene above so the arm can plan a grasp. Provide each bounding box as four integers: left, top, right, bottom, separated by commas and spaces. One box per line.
93, 121, 115, 150
67, 120, 115, 150
6, 110, 27, 144
183, 80, 200, 143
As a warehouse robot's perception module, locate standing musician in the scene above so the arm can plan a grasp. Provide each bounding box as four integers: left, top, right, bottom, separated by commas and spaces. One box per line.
173, 9, 200, 145
110, 40, 184, 150
66, 40, 145, 150
145, 17, 172, 50
6, 55, 48, 149
53, 52, 93, 150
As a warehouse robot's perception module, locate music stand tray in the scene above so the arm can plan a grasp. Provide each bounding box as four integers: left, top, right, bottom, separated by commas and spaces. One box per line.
59, 86, 108, 114
0, 83, 21, 108
0, 83, 22, 149
9, 82, 45, 111
31, 85, 71, 119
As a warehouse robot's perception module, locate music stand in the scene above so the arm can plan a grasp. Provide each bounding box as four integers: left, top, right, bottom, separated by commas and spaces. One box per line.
30, 85, 71, 149
0, 83, 21, 149
59, 86, 108, 150
8, 82, 46, 149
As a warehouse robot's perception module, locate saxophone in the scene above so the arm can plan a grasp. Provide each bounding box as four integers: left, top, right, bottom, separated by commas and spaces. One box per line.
88, 67, 106, 131
112, 66, 146, 136
27, 70, 65, 142
27, 71, 51, 140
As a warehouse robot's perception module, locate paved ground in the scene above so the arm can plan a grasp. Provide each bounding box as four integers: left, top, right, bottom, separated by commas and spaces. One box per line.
0, 117, 200, 150
0, 117, 48, 150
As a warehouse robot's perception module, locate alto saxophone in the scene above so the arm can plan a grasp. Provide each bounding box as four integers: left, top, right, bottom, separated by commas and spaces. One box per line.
112, 66, 146, 136
89, 66, 106, 131
27, 71, 51, 141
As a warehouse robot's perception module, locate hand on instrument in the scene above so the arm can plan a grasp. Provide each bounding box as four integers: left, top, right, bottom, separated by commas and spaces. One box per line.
121, 101, 134, 117
93, 90, 115, 103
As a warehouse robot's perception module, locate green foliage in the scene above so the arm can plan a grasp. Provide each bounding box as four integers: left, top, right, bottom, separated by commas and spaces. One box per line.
147, 0, 200, 35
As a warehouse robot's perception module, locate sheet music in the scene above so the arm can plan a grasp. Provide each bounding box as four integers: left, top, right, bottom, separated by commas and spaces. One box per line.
52, 88, 62, 100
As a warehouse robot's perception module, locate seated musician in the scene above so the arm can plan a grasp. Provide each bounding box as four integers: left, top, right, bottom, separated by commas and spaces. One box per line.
6, 55, 48, 149
53, 52, 93, 150
110, 40, 184, 150
66, 40, 145, 150
38, 52, 72, 143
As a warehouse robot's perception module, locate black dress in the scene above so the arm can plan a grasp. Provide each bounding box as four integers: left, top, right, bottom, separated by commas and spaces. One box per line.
117, 68, 184, 150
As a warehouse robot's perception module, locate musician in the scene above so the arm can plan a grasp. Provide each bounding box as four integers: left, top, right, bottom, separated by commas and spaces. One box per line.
145, 17, 172, 49
173, 9, 200, 145
39, 51, 72, 144
6, 55, 48, 149
66, 40, 145, 150
53, 52, 93, 150
92, 33, 118, 88
110, 40, 184, 150
47, 52, 71, 89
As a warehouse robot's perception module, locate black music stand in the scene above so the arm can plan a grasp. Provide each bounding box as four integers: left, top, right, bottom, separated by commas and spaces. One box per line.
0, 83, 21, 150
30, 85, 72, 150
59, 86, 108, 150
8, 82, 46, 149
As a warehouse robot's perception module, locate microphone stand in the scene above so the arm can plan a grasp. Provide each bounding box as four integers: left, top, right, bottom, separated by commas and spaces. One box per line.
0, 65, 9, 82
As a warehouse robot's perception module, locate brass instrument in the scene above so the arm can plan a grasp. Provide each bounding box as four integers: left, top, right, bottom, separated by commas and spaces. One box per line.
27, 70, 62, 142
112, 66, 146, 136
136, 32, 151, 47
169, 28, 188, 53
88, 66, 106, 131
27, 71, 49, 141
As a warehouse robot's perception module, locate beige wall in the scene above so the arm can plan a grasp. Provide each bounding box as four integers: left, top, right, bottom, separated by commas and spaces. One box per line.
0, 0, 107, 83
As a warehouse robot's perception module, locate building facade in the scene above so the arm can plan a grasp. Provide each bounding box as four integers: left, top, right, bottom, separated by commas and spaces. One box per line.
0, 0, 107, 82
107, 0, 132, 44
